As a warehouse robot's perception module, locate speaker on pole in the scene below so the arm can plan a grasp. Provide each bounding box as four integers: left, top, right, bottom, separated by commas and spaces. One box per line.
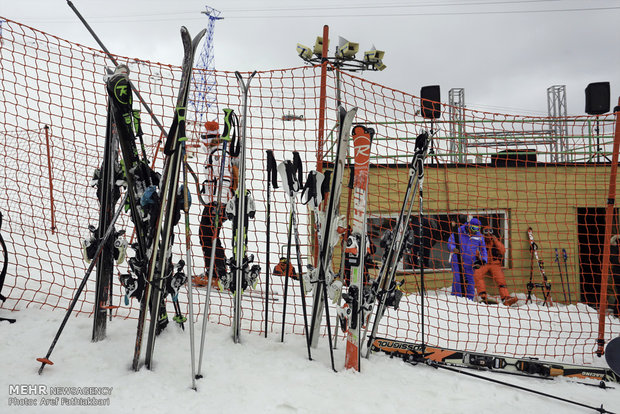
421, 85, 441, 119
585, 82, 610, 115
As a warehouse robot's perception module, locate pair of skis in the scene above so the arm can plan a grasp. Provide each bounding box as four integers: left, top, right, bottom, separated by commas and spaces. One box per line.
339, 125, 374, 371
371, 336, 619, 384
303, 106, 376, 371
307, 106, 357, 371
108, 27, 205, 371
363, 132, 430, 359
526, 227, 553, 306
190, 72, 257, 389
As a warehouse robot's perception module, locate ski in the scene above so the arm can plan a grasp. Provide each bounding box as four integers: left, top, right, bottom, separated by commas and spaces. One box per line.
371, 337, 619, 383
341, 125, 374, 371
143, 27, 206, 369
526, 227, 553, 306
364, 132, 429, 358
91, 98, 122, 342
264, 150, 278, 337
308, 106, 357, 370
106, 64, 162, 371
0, 211, 15, 324
231, 70, 258, 344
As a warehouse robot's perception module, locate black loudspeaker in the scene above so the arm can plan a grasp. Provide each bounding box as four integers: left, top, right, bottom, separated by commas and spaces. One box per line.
420, 85, 441, 119
585, 82, 610, 115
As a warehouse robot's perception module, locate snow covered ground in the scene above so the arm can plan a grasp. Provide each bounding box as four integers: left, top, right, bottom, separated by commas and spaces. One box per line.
1, 307, 619, 414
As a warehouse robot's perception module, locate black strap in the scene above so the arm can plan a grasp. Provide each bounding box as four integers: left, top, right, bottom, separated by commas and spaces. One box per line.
223, 109, 240, 158
292, 151, 303, 191
321, 170, 332, 201
266, 150, 278, 189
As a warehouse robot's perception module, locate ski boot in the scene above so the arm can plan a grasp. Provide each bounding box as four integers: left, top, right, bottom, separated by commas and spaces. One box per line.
502, 296, 518, 306
192, 273, 220, 290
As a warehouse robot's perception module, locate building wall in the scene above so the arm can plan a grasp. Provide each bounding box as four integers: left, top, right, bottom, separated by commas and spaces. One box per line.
337, 163, 617, 303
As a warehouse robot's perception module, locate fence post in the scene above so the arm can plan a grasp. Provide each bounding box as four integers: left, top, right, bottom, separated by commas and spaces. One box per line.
596, 99, 620, 356
44, 125, 56, 234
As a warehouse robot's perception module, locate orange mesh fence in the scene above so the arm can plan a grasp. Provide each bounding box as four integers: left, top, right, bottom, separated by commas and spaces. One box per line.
0, 17, 618, 364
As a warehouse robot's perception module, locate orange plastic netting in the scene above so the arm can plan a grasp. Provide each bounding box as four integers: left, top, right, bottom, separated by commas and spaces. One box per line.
0, 17, 618, 363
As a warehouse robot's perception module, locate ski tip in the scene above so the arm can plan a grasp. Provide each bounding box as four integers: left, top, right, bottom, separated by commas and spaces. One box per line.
36, 357, 54, 366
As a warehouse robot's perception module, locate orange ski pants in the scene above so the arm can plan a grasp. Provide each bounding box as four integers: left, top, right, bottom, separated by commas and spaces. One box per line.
474, 263, 509, 299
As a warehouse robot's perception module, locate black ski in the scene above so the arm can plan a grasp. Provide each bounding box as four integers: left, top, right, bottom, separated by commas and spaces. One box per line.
91, 98, 121, 341
106, 64, 161, 371
0, 211, 15, 324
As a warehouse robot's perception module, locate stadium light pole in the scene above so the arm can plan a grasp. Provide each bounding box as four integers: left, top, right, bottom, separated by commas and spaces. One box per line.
296, 25, 386, 166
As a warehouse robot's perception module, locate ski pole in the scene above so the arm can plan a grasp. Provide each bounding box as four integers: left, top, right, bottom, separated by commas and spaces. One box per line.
196, 108, 235, 378
37, 194, 128, 374
278, 152, 304, 344
182, 151, 197, 391
430, 363, 616, 414
265, 150, 278, 337
289, 153, 313, 360
67, 0, 168, 140
562, 248, 572, 303
554, 248, 568, 303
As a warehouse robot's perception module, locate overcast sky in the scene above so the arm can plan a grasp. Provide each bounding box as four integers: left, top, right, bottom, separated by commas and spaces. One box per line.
1, 0, 619, 116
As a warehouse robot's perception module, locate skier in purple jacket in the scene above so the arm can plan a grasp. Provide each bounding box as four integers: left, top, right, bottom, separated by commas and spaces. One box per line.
448, 217, 487, 299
